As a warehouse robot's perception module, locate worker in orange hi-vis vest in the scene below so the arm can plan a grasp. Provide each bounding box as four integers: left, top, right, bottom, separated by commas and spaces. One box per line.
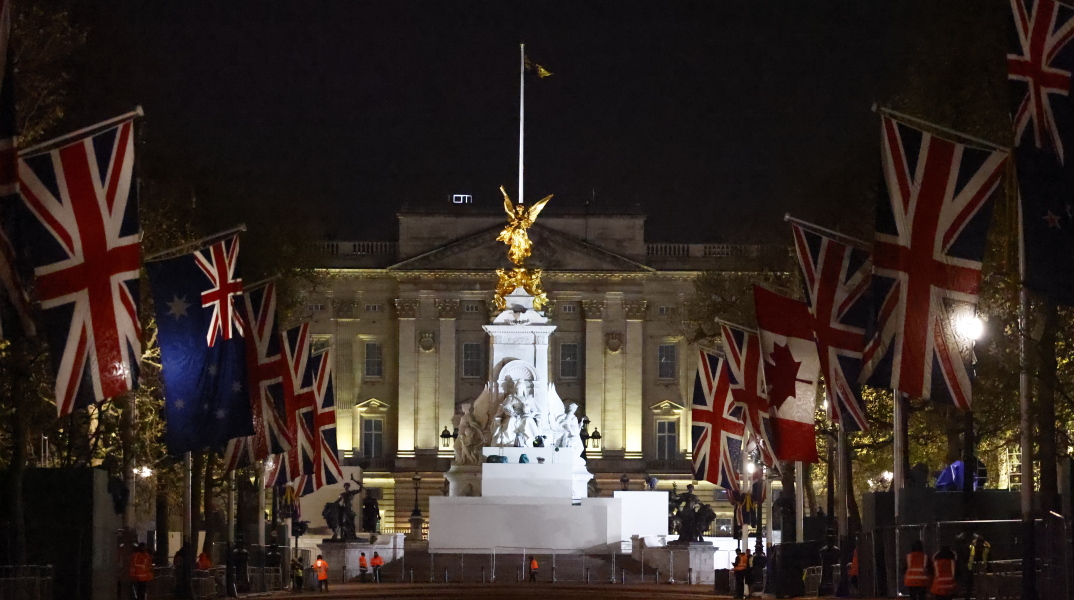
848, 546, 859, 592
128, 543, 154, 600
358, 552, 369, 583
314, 554, 330, 591
371, 552, 384, 583
732, 548, 749, 599
903, 539, 931, 600
196, 551, 213, 570
529, 556, 539, 583
930, 545, 958, 600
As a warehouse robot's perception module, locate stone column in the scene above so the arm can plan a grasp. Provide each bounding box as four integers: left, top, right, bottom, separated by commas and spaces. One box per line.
582, 300, 605, 457
332, 299, 359, 458
436, 299, 460, 457
623, 300, 647, 459
394, 298, 420, 457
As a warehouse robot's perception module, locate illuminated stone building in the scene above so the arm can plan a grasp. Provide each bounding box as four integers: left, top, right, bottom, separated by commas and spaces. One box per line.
305, 201, 782, 530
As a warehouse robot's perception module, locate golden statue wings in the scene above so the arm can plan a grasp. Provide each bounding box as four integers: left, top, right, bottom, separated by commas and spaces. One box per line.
496, 185, 552, 265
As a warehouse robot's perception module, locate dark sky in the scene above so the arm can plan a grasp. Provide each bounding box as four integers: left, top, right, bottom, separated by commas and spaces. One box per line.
64, 1, 897, 242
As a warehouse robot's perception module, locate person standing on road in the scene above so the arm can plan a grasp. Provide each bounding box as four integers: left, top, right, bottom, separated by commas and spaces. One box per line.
128, 543, 154, 600
313, 554, 329, 592
291, 558, 304, 592
529, 556, 539, 582
371, 552, 383, 583
904, 540, 930, 600
733, 548, 748, 598
932, 545, 958, 600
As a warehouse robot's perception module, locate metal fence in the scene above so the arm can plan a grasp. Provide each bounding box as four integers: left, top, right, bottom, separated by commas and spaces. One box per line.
0, 565, 52, 600
375, 544, 714, 586
143, 564, 283, 599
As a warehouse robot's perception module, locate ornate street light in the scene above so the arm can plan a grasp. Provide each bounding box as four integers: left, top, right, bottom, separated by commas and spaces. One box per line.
440, 426, 453, 448
411, 474, 422, 518
590, 427, 602, 450
619, 474, 630, 491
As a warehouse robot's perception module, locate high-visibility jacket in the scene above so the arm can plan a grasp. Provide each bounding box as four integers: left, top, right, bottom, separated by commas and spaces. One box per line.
530, 558, 539, 570
904, 551, 929, 587
931, 558, 957, 596
733, 554, 748, 571
967, 540, 991, 570
314, 559, 329, 580
129, 551, 154, 582
196, 553, 212, 570
359, 555, 368, 568
848, 548, 859, 577
371, 555, 384, 567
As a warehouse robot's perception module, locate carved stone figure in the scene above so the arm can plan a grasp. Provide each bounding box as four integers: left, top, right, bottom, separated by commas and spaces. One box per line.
454, 408, 486, 466
491, 384, 541, 447
554, 403, 582, 450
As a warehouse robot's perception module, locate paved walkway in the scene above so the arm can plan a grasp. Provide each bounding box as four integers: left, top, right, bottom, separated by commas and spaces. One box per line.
266, 582, 738, 599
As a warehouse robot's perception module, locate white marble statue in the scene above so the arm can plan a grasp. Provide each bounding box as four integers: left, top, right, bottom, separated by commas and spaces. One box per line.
453, 407, 486, 466
554, 402, 582, 450
492, 392, 542, 447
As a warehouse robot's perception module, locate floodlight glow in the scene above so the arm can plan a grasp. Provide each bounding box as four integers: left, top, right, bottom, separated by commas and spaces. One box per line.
881, 470, 893, 482
746, 463, 756, 474
956, 314, 985, 341
136, 466, 153, 478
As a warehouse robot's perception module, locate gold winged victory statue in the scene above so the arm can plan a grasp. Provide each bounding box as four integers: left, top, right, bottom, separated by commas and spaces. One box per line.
494, 185, 552, 311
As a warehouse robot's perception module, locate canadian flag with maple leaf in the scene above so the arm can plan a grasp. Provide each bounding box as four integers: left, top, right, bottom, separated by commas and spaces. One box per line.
753, 284, 820, 463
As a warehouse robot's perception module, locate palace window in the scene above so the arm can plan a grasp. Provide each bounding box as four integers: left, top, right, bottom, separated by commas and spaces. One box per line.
658, 344, 678, 380
656, 420, 678, 460
561, 303, 577, 314
560, 343, 580, 379
362, 418, 385, 458
364, 342, 384, 379
364, 303, 382, 313
658, 305, 673, 316
308, 303, 325, 312
462, 342, 484, 378
464, 302, 481, 313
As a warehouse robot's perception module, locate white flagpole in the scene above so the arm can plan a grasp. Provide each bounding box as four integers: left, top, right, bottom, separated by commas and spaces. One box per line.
795, 461, 805, 543
518, 43, 525, 205
20, 107, 145, 157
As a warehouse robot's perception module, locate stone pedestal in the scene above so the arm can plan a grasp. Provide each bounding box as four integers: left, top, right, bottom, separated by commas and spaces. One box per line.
635, 540, 717, 584
445, 464, 482, 497
316, 534, 404, 581
407, 514, 425, 542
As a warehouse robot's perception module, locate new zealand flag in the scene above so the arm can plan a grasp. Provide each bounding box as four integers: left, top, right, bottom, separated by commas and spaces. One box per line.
1008, 0, 1074, 304
147, 235, 253, 454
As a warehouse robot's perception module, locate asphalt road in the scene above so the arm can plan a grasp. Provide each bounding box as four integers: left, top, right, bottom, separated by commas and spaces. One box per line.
269, 582, 737, 599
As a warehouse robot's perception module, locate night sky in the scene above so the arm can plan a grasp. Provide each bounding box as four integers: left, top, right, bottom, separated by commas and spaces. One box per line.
64, 2, 900, 243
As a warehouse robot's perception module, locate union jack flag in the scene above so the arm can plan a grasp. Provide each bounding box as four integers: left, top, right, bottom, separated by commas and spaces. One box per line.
307, 347, 342, 489
861, 115, 1007, 409
270, 322, 316, 486
222, 282, 291, 471
18, 118, 141, 416
1008, 0, 1074, 163
691, 349, 744, 492
720, 322, 778, 468
196, 236, 243, 347
790, 220, 872, 432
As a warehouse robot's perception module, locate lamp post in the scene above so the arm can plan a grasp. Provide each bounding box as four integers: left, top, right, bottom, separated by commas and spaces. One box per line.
619, 474, 630, 491
408, 474, 423, 541
440, 426, 453, 448
590, 427, 602, 450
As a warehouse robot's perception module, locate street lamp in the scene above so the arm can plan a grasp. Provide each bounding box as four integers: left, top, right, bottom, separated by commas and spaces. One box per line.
620, 474, 630, 491
955, 313, 985, 341
590, 427, 602, 450
440, 426, 453, 448
411, 474, 422, 518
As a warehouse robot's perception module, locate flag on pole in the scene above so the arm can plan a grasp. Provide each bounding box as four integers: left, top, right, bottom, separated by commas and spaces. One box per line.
789, 220, 872, 431
147, 235, 254, 453
222, 282, 291, 471
18, 116, 142, 416
524, 56, 553, 78
720, 322, 778, 467
860, 115, 1006, 409
270, 322, 317, 486
1008, 0, 1074, 305
691, 349, 744, 491
754, 285, 820, 463
308, 347, 342, 489
0, 0, 34, 341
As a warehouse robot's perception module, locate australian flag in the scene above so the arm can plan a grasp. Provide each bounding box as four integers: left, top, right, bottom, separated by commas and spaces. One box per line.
1008, 0, 1074, 304
147, 235, 254, 454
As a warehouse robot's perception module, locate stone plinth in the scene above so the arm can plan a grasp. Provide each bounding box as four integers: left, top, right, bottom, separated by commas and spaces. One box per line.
316, 534, 404, 581
633, 538, 717, 584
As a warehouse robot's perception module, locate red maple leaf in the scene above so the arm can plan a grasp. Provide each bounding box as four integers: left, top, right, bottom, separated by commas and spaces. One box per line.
765, 342, 802, 410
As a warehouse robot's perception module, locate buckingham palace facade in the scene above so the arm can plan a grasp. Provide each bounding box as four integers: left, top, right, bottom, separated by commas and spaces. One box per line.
304, 202, 779, 530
